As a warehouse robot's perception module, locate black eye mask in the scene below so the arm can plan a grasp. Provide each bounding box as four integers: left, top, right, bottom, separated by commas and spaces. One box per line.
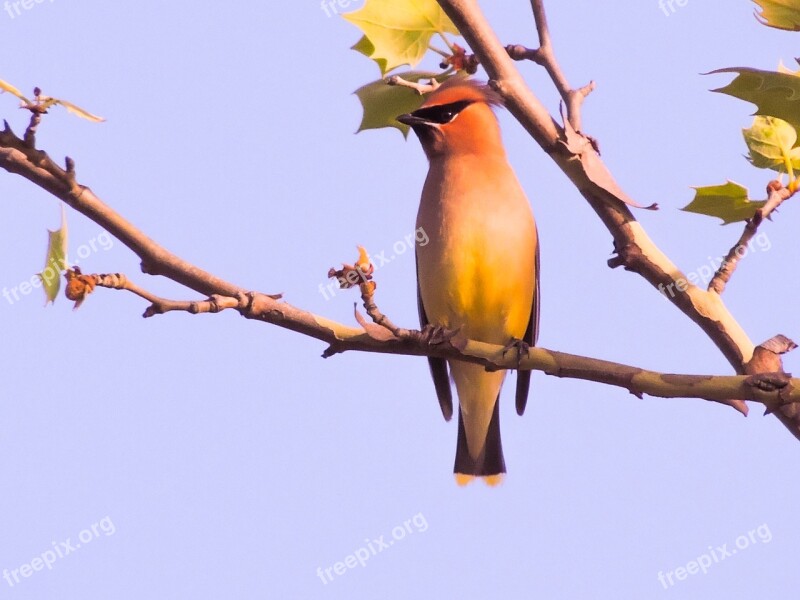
410, 100, 475, 124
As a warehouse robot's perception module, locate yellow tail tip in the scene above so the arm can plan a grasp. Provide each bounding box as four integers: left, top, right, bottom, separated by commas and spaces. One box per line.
454, 473, 505, 487
483, 474, 505, 487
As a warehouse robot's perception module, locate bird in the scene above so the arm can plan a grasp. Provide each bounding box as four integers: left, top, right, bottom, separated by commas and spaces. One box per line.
397, 78, 539, 486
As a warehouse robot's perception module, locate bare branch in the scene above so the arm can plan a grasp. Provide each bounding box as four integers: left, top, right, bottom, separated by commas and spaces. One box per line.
502, 0, 596, 131
83, 273, 800, 414
386, 75, 440, 94
91, 272, 245, 317
709, 181, 795, 293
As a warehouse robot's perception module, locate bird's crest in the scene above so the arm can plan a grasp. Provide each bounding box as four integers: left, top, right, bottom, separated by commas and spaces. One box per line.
420, 78, 503, 110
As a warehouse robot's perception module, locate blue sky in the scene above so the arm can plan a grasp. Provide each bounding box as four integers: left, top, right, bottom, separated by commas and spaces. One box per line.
1, 1, 799, 598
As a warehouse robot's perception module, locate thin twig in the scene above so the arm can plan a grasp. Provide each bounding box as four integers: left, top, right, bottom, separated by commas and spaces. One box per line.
359, 280, 412, 338
709, 181, 795, 294
93, 272, 249, 317
502, 0, 596, 131
386, 76, 440, 94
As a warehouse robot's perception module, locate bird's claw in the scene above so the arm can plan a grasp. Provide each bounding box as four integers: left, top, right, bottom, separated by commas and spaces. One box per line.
502, 338, 530, 369
417, 324, 458, 346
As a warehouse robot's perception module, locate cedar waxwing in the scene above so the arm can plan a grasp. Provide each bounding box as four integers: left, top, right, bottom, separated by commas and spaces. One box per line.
397, 78, 539, 486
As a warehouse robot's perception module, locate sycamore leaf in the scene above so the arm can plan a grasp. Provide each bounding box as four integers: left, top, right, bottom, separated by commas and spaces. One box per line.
682, 181, 766, 225
753, 0, 800, 31
711, 67, 800, 132
352, 36, 389, 76
39, 96, 105, 123
38, 206, 68, 304
743, 116, 800, 172
343, 0, 459, 75
0, 78, 31, 104
354, 71, 450, 135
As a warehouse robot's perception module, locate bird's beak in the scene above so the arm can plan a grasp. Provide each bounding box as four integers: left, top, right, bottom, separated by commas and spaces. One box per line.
396, 113, 430, 127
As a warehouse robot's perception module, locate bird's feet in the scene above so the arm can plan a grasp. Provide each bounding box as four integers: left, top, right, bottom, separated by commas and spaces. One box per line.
416, 324, 458, 346
502, 337, 530, 369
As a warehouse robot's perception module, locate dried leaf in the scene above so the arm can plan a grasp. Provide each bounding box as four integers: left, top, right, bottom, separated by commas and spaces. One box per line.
64, 267, 97, 310
559, 105, 657, 210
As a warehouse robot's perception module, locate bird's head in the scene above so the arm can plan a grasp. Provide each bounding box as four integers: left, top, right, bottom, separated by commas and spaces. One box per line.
397, 78, 505, 160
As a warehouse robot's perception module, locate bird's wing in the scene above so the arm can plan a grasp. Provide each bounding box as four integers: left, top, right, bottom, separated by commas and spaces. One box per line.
416, 258, 454, 421
515, 232, 540, 416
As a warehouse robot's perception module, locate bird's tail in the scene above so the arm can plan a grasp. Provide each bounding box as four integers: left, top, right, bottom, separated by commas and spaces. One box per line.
453, 394, 505, 486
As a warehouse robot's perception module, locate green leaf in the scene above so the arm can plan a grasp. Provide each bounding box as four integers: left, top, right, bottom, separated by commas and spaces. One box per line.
352, 36, 389, 76
343, 0, 459, 75
711, 67, 800, 132
354, 72, 449, 135
753, 0, 800, 31
682, 181, 766, 225
743, 116, 800, 172
38, 206, 68, 304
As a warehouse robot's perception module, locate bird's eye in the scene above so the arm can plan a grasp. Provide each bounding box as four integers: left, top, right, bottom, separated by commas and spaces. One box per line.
411, 100, 475, 125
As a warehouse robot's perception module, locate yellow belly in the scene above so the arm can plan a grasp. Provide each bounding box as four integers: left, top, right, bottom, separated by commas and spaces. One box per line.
415, 154, 537, 462
416, 186, 536, 344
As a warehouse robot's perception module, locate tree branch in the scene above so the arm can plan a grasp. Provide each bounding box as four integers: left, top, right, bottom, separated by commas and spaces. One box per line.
433, 0, 800, 438
77, 269, 800, 415
1, 114, 797, 428
0, 120, 244, 299
503, 0, 596, 131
